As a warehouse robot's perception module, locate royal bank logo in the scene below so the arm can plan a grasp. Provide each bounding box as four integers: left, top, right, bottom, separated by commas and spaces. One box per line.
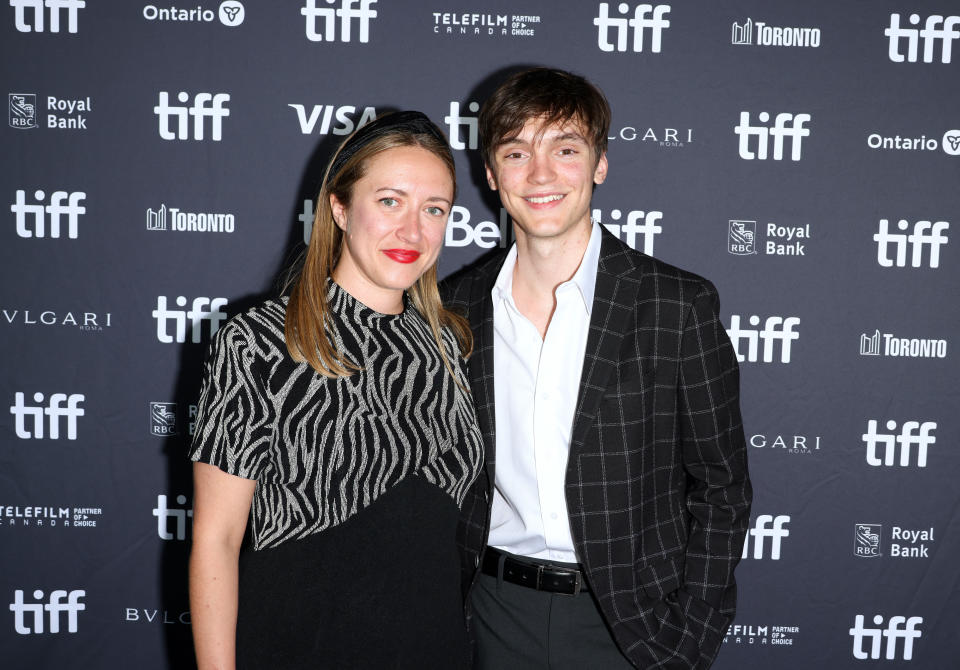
724, 623, 800, 647
874, 219, 949, 268
727, 315, 800, 363
10, 589, 85, 634
854, 523, 882, 558
859, 330, 947, 358
9, 94, 37, 129
731, 18, 820, 47
142, 1, 244, 26
153, 494, 192, 540
149, 401, 197, 437
735, 112, 810, 161
154, 92, 230, 141
728, 220, 756, 255
741, 514, 790, 560
11, 0, 84, 33
302, 0, 378, 43
593, 207, 662, 255
146, 204, 235, 233
863, 419, 936, 468
288, 103, 376, 135
850, 615, 923, 660
886, 13, 960, 63
595, 2, 670, 53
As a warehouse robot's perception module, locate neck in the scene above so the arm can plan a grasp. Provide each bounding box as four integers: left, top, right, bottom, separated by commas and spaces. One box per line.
512, 219, 592, 298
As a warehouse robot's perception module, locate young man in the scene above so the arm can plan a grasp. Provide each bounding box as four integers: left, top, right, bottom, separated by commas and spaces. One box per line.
445, 68, 752, 669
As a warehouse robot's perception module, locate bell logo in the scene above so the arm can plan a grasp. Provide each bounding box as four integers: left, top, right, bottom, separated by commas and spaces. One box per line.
10, 189, 86, 239
444, 205, 511, 249
594, 3, 670, 53
741, 514, 790, 559
9, 392, 85, 440
886, 13, 960, 63
301, 0, 378, 43
874, 219, 948, 268
154, 92, 230, 141
862, 419, 936, 468
735, 112, 810, 161
152, 296, 228, 344
726, 315, 800, 363
849, 614, 922, 660
10, 0, 84, 33
153, 494, 193, 540
444, 101, 479, 151
592, 208, 662, 255
9, 589, 85, 634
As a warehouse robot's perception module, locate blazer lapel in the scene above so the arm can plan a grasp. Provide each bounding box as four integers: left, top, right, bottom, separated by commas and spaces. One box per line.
468, 257, 504, 489
570, 230, 642, 453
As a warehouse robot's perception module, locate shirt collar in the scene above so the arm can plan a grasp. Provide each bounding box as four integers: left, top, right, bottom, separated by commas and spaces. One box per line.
491, 219, 601, 317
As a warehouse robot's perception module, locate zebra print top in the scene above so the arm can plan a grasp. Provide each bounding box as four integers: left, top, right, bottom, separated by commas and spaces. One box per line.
189, 282, 483, 551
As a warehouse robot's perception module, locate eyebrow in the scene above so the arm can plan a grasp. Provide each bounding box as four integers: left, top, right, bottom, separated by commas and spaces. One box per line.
375, 187, 452, 206
499, 131, 588, 147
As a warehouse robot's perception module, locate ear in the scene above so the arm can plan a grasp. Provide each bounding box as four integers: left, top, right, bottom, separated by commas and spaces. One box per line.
593, 152, 608, 185
484, 164, 499, 191
330, 193, 347, 231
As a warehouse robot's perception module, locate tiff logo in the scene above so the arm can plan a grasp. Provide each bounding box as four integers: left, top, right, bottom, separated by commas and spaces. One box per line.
153, 296, 228, 343
850, 614, 923, 660
886, 13, 960, 63
594, 2, 670, 53
10, 392, 84, 440
863, 419, 936, 468
444, 101, 479, 151
10, 0, 84, 33
154, 92, 230, 141
592, 208, 662, 255
10, 189, 86, 239
302, 0, 377, 43
727, 315, 800, 363
735, 112, 810, 161
153, 494, 192, 540
741, 514, 790, 560
874, 219, 948, 268
9, 589, 85, 634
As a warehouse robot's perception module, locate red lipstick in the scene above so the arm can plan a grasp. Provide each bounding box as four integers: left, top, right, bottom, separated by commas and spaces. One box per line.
383, 249, 421, 263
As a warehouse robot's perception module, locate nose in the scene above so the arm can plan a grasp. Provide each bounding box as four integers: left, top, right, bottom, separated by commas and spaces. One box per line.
527, 153, 556, 184
395, 208, 422, 244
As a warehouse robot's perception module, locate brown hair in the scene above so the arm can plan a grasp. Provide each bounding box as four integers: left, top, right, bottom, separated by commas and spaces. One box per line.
284, 113, 472, 379
478, 67, 611, 166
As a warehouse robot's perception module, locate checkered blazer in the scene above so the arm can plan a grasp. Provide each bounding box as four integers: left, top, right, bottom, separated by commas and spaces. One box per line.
443, 227, 752, 669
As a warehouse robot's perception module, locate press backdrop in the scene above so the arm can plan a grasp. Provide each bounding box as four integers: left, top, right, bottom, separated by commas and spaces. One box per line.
2, 1, 959, 668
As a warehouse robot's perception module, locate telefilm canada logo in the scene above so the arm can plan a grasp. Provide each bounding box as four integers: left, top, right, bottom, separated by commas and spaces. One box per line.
724, 623, 800, 647
142, 1, 244, 26
7, 93, 92, 130
431, 10, 540, 38
731, 18, 820, 47
11, 0, 84, 33
146, 204, 236, 233
859, 330, 947, 359
0, 504, 103, 528
728, 220, 810, 256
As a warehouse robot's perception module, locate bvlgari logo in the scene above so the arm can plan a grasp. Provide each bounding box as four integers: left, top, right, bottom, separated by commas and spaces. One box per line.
2, 308, 112, 331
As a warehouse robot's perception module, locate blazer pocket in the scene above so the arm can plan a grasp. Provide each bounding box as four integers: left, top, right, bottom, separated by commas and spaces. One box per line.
602, 366, 657, 399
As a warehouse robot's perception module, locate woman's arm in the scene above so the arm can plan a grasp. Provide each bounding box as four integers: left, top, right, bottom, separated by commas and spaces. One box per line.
189, 461, 257, 670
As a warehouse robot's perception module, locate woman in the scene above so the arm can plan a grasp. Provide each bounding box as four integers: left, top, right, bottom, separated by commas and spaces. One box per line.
188, 111, 482, 669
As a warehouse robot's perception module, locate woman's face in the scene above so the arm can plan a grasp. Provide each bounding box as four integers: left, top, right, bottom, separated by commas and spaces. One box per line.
331, 145, 453, 314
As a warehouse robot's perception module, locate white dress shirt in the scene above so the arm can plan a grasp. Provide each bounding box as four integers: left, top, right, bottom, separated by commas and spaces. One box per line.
488, 221, 602, 562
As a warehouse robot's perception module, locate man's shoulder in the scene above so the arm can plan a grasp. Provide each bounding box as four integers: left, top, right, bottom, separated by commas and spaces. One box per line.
439, 250, 508, 308
599, 231, 715, 300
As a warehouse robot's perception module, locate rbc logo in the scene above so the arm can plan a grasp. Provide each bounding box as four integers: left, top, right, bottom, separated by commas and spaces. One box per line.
9, 590, 85, 634
735, 112, 810, 161
10, 0, 84, 33
726, 315, 800, 363
152, 296, 228, 344
9, 392, 84, 440
154, 92, 230, 141
741, 514, 790, 560
302, 0, 378, 43
153, 494, 193, 540
594, 3, 670, 53
849, 614, 922, 660
886, 13, 960, 63
10, 189, 86, 239
862, 419, 936, 468
444, 101, 479, 151
592, 207, 662, 255
874, 219, 948, 268
854, 523, 882, 558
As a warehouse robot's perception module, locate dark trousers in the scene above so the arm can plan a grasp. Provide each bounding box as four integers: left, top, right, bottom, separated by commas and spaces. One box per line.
471, 551, 636, 669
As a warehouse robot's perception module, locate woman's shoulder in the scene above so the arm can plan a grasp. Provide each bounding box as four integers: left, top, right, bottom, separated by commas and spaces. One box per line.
211, 296, 288, 354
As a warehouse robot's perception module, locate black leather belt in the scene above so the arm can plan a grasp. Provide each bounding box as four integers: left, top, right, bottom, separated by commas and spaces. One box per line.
481, 546, 588, 595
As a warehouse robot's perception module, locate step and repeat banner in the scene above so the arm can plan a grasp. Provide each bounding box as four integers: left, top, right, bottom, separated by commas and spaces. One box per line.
2, 1, 958, 668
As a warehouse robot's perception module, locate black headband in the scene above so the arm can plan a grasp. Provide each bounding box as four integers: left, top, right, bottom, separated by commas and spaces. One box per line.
326, 110, 448, 183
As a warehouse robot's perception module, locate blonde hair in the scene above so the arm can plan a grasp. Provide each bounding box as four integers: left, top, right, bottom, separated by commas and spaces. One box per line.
284, 115, 472, 380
